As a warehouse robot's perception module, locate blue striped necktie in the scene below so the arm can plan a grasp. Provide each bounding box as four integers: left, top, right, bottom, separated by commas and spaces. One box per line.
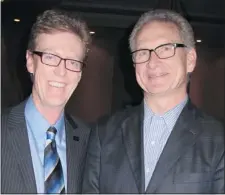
44, 126, 65, 193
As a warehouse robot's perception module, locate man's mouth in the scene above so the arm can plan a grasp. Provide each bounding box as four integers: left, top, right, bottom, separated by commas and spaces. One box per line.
48, 81, 66, 88
148, 73, 168, 78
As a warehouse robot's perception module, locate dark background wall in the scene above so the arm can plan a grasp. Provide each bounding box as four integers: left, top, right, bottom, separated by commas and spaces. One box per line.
2, 0, 224, 123
190, 47, 225, 121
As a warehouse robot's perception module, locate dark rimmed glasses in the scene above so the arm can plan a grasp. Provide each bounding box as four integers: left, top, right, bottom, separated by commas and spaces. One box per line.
131, 43, 187, 64
32, 51, 85, 72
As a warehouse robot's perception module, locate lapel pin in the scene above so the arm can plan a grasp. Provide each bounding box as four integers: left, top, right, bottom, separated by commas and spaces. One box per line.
73, 136, 80, 141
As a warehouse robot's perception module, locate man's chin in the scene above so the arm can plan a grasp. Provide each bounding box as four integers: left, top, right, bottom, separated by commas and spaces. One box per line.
46, 99, 67, 109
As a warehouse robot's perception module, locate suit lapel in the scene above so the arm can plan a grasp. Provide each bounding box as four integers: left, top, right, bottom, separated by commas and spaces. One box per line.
65, 114, 88, 193
8, 101, 37, 193
146, 101, 202, 193
122, 104, 145, 193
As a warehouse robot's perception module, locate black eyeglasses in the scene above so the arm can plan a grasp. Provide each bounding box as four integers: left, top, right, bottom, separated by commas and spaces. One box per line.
131, 43, 187, 64
31, 51, 85, 72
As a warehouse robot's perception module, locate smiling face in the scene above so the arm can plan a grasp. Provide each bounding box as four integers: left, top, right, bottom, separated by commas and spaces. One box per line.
134, 21, 196, 98
26, 31, 85, 111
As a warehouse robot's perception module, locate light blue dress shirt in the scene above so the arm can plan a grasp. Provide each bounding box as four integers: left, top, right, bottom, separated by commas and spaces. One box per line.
25, 96, 67, 193
143, 96, 188, 189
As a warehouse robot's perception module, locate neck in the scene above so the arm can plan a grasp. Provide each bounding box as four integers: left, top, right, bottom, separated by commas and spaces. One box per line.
144, 89, 187, 115
31, 94, 63, 125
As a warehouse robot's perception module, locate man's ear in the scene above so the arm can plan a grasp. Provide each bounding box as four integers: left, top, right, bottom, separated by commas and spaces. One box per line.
186, 48, 197, 73
26, 50, 34, 74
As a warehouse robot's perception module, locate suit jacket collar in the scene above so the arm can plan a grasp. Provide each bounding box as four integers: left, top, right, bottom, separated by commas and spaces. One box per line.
64, 113, 89, 193
7, 100, 86, 193
121, 102, 145, 193
121, 100, 203, 193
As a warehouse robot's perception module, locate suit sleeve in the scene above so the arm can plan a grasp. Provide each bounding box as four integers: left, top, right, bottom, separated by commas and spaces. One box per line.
82, 125, 101, 193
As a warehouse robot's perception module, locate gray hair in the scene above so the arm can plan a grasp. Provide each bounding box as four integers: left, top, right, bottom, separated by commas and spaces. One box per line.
129, 9, 195, 51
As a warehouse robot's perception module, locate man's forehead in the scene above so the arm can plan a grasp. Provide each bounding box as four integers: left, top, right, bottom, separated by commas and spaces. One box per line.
136, 22, 181, 43
140, 21, 179, 34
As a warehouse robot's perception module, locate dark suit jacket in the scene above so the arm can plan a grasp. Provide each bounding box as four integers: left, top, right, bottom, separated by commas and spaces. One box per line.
82, 100, 224, 194
1, 100, 91, 193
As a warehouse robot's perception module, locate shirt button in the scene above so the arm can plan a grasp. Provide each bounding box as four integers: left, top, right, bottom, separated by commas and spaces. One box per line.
151, 141, 155, 145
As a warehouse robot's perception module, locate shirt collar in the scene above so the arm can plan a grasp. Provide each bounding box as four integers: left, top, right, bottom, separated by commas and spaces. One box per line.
25, 95, 65, 143
144, 96, 188, 132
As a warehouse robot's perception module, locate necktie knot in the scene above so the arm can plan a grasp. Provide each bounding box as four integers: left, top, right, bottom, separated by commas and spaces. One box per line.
46, 126, 57, 141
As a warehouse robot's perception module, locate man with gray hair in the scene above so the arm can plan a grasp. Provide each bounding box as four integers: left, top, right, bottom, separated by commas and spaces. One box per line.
82, 9, 224, 193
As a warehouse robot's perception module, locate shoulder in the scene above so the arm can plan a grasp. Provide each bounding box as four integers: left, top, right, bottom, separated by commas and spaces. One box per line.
184, 101, 224, 136
2, 100, 27, 118
1, 101, 25, 127
1, 107, 12, 120
186, 103, 224, 150
198, 111, 224, 140
1, 102, 26, 145
98, 105, 141, 127
1, 107, 12, 136
93, 105, 142, 140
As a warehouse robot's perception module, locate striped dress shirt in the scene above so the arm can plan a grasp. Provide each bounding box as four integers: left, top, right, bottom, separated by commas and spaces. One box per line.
143, 96, 188, 189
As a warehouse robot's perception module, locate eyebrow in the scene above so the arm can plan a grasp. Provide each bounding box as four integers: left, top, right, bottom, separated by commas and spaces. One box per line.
37, 50, 82, 60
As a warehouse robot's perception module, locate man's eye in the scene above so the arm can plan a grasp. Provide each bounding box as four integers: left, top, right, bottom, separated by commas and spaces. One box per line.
44, 54, 54, 59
